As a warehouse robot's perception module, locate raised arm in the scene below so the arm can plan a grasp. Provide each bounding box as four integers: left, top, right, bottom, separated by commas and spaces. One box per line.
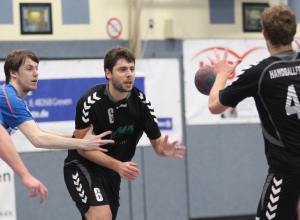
0, 125, 48, 203
18, 120, 113, 151
207, 47, 241, 114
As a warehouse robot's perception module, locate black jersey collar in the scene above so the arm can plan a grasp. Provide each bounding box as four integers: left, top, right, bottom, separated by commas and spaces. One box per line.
104, 83, 132, 103
272, 50, 298, 61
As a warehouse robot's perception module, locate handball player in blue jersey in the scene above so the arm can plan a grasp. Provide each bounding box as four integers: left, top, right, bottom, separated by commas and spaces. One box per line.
0, 110, 47, 203
208, 5, 300, 220
63, 46, 186, 220
1, 49, 114, 150
0, 50, 114, 203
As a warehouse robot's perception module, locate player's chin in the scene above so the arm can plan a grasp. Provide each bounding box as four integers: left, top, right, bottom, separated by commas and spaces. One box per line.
31, 86, 38, 91
27, 86, 37, 91
123, 84, 133, 91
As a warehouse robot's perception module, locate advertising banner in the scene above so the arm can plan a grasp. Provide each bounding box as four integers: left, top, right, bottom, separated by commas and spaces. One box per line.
183, 39, 270, 125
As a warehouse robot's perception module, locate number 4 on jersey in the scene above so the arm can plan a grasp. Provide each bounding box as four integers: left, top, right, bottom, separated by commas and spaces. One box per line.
286, 85, 300, 119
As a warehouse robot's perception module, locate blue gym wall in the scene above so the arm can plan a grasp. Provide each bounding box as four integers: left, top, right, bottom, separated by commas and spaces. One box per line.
1, 0, 300, 219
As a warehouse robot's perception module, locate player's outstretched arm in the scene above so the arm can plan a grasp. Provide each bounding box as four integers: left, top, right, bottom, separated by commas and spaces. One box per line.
150, 135, 186, 159
0, 125, 48, 203
207, 47, 241, 114
38, 125, 72, 138
18, 121, 114, 151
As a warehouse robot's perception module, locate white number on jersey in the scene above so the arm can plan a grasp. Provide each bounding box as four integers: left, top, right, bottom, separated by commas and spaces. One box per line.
108, 108, 114, 123
94, 188, 103, 201
285, 85, 300, 119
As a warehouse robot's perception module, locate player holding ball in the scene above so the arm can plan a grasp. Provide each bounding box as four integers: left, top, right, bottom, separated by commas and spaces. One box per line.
207, 5, 300, 220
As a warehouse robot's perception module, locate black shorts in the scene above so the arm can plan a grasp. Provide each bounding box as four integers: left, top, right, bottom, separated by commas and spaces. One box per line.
63, 159, 121, 220
256, 172, 300, 220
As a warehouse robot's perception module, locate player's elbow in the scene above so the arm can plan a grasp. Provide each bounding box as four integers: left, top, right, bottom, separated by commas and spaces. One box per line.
29, 134, 47, 149
209, 107, 220, 114
31, 138, 44, 148
208, 98, 228, 114
209, 103, 218, 114
208, 103, 225, 114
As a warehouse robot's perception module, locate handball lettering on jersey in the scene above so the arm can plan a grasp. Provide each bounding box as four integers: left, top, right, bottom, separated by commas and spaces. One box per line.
194, 65, 216, 96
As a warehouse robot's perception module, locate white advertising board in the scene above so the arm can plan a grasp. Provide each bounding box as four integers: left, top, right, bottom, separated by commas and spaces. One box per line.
183, 39, 270, 125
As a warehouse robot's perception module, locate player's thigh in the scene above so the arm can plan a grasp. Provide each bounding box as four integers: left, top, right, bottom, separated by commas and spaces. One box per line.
256, 172, 300, 220
84, 205, 112, 220
64, 164, 110, 216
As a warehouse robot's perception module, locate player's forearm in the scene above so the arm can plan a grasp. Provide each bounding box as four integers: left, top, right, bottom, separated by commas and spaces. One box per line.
39, 127, 72, 138
31, 132, 83, 149
0, 133, 31, 178
150, 137, 167, 157
19, 121, 78, 149
208, 74, 228, 114
78, 150, 122, 172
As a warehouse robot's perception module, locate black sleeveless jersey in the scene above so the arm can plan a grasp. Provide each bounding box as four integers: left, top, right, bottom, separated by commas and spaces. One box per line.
66, 84, 161, 173
219, 50, 300, 174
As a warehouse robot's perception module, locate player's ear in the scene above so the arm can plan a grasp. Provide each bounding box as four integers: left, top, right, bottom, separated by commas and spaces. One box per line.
105, 68, 111, 79
9, 70, 17, 79
262, 29, 269, 41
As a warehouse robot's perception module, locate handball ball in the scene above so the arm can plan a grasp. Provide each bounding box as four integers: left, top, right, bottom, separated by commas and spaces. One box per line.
194, 65, 216, 96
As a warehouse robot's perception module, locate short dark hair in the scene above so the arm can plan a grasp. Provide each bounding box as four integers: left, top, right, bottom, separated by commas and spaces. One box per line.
261, 5, 297, 46
103, 46, 135, 80
4, 50, 39, 83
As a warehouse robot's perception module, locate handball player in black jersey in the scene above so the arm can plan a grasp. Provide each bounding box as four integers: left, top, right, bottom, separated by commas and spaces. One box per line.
208, 5, 300, 220
63, 46, 186, 220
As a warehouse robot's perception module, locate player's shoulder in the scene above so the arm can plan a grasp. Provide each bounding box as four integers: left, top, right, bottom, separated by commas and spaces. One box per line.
0, 84, 24, 107
130, 86, 149, 103
238, 56, 275, 79
78, 83, 105, 101
0, 83, 20, 97
128, 87, 155, 121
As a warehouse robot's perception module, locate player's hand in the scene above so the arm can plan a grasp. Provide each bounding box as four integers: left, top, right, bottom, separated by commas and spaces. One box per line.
117, 161, 140, 181
21, 174, 48, 204
207, 47, 241, 78
162, 135, 186, 159
82, 125, 114, 151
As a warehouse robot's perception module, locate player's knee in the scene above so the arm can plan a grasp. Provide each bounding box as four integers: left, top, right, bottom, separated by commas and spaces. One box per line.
85, 206, 112, 220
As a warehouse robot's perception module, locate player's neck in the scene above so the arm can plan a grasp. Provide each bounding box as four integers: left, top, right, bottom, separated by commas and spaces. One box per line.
108, 84, 129, 102
268, 43, 293, 56
9, 82, 28, 99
